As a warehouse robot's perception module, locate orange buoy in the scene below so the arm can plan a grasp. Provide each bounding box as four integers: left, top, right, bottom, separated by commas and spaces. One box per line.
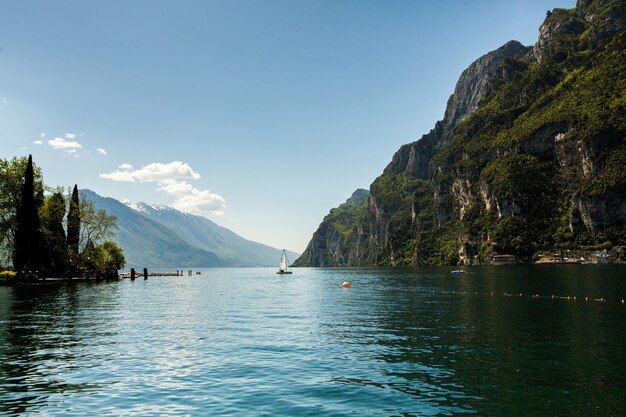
342, 281, 350, 288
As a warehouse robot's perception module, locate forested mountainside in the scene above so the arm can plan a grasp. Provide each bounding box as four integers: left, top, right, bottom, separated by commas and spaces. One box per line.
295, 0, 626, 266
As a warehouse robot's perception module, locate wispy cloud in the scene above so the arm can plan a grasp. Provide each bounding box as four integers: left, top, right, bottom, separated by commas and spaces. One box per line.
33, 140, 43, 145
1, 97, 6, 105
65, 133, 77, 140
100, 161, 225, 216
96, 148, 108, 156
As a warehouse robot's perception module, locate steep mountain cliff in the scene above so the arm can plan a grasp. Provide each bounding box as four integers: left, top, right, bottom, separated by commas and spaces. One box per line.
296, 0, 626, 266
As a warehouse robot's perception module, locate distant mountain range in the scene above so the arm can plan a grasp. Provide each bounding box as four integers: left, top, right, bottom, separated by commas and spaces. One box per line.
81, 189, 299, 268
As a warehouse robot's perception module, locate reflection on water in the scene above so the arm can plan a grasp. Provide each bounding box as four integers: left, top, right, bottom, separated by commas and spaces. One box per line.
0, 283, 121, 415
0, 266, 625, 416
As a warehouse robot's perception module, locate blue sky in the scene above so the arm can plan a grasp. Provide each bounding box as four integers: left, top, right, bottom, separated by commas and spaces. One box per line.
0, 0, 575, 253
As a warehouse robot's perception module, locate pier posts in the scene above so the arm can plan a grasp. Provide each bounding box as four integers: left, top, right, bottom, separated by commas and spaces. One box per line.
144, 268, 148, 280
130, 268, 135, 281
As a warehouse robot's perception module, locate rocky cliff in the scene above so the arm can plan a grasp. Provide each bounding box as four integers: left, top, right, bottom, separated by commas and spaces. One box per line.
383, 41, 532, 180
296, 0, 626, 266
293, 189, 369, 267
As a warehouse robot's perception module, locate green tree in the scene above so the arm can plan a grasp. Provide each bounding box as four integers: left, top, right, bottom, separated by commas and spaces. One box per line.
491, 216, 534, 258
40, 191, 67, 274
67, 184, 80, 270
78, 197, 118, 251
80, 240, 103, 272
0, 156, 44, 267
100, 241, 126, 278
80, 240, 125, 279
13, 155, 44, 271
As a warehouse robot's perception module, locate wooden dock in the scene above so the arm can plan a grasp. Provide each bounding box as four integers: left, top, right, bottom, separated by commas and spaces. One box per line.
1, 268, 201, 285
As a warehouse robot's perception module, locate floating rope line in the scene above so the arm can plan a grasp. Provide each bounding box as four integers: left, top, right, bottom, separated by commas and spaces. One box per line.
432, 290, 624, 305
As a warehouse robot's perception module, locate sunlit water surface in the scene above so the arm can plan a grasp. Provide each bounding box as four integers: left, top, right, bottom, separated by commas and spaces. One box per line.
1, 266, 625, 416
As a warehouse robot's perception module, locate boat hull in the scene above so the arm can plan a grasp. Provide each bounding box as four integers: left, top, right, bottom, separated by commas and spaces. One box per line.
277, 271, 293, 274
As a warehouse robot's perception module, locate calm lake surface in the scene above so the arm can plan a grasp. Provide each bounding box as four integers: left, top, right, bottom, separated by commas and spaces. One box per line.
1, 265, 625, 416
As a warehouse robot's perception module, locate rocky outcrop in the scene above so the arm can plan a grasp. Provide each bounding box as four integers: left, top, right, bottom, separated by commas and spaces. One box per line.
292, 189, 370, 267
344, 189, 369, 206
570, 188, 626, 234
384, 41, 531, 180
442, 41, 531, 143
533, 0, 626, 62
534, 8, 587, 62
576, 0, 626, 47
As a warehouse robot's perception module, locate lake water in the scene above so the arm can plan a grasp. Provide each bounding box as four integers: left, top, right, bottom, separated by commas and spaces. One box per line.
1, 265, 625, 416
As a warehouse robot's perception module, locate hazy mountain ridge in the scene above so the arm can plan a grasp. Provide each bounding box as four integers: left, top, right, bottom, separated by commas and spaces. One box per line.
127, 201, 299, 267
81, 190, 299, 268
295, 0, 626, 266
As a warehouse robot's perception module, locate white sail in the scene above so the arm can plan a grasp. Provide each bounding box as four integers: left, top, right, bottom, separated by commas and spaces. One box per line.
279, 251, 287, 272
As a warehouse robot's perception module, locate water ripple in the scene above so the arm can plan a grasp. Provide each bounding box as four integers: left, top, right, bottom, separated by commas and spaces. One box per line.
1, 266, 625, 415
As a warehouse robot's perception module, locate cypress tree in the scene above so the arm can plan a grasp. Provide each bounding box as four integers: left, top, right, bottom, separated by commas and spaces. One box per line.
13, 155, 43, 272
67, 184, 80, 270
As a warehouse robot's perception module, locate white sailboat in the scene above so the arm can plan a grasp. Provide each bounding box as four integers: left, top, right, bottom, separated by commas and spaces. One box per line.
277, 250, 292, 274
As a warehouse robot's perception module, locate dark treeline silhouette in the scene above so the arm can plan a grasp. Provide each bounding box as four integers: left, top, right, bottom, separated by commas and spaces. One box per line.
13, 155, 43, 272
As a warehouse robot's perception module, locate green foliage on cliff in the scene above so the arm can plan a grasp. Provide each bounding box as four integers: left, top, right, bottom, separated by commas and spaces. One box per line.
328, 199, 367, 241
582, 145, 626, 195
296, 1, 626, 266
431, 20, 626, 261
481, 154, 562, 216
292, 193, 369, 267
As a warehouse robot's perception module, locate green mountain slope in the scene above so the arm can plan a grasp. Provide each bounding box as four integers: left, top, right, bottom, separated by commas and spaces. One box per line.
296, 0, 626, 266
293, 189, 369, 267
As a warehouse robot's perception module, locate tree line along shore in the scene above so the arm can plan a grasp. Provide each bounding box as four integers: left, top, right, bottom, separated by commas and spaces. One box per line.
0, 155, 125, 282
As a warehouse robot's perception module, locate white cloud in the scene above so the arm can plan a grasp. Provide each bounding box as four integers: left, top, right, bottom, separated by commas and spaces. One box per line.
96, 148, 108, 156
99, 170, 135, 182
100, 161, 200, 183
40, 133, 46, 138
157, 178, 195, 195
48, 136, 82, 150
159, 179, 226, 216
33, 140, 43, 145
100, 161, 225, 216
65, 133, 77, 139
